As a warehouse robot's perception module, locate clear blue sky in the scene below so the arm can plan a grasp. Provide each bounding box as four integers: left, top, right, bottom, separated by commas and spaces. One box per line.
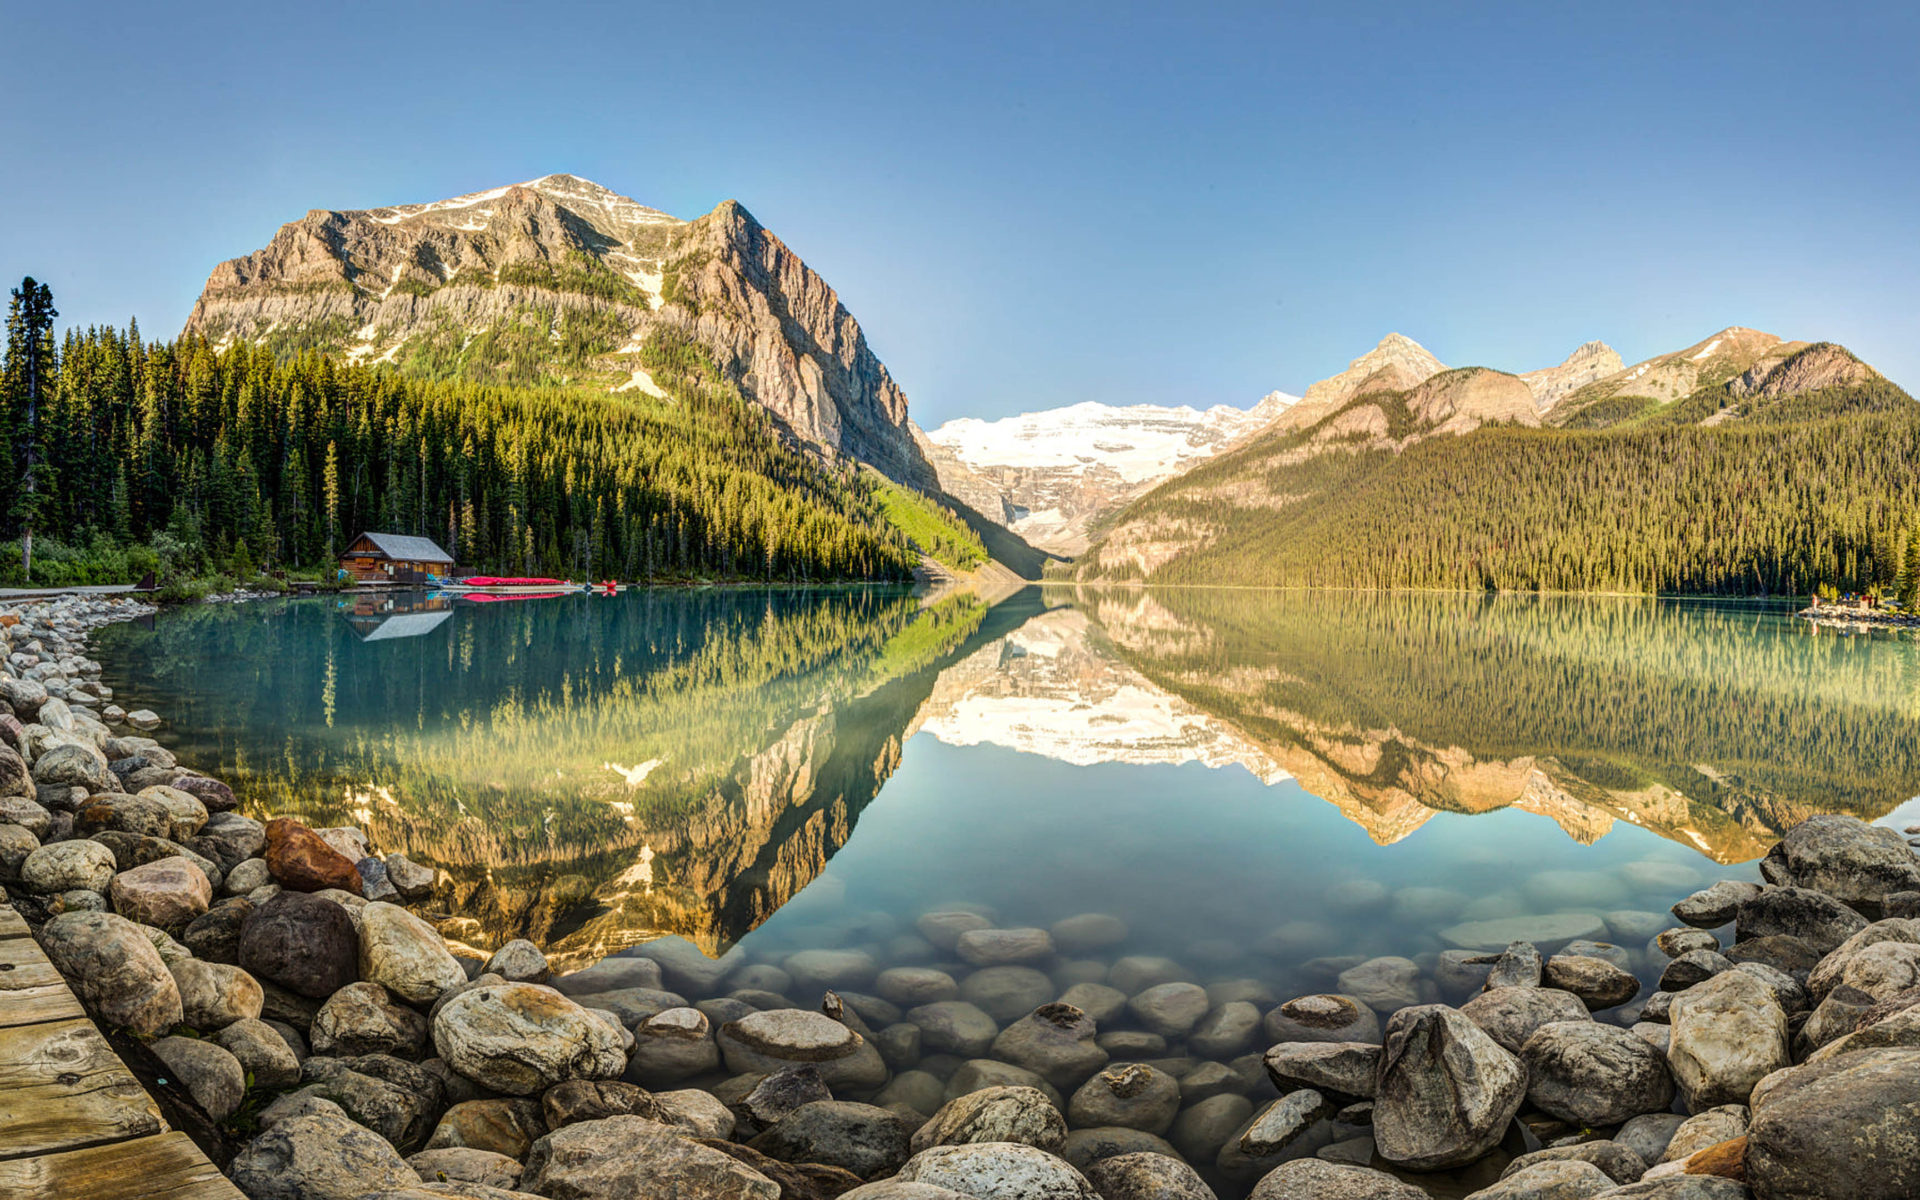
3, 1, 1915, 426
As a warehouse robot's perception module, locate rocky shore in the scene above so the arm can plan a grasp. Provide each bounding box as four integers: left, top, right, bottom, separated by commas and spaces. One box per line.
4, 594, 1920, 1200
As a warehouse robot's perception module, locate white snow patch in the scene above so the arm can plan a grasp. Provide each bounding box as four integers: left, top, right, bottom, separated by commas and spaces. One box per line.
1689, 339, 1723, 362
615, 367, 670, 399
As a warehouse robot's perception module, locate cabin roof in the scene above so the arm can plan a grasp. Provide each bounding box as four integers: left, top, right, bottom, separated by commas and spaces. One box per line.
348, 532, 454, 563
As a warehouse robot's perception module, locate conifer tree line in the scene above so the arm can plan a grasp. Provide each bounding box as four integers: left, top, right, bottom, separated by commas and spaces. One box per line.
1113, 405, 1920, 601
0, 278, 926, 585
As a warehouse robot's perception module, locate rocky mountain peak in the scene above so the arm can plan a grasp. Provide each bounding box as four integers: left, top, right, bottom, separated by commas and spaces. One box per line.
1300, 332, 1448, 409
183, 175, 938, 488
1522, 340, 1624, 411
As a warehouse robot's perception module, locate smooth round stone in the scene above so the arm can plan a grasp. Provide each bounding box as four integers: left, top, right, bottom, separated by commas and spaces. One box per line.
360, 901, 465, 1004
1544, 954, 1642, 1011
169, 957, 265, 1030
1061, 1126, 1178, 1172
721, 1008, 862, 1066
1169, 1093, 1254, 1164
1263, 994, 1382, 1045
1052, 960, 1111, 990
908, 1001, 1001, 1057
1621, 859, 1703, 892
1335, 957, 1422, 1013
1390, 887, 1469, 924
223, 857, 272, 896
916, 911, 993, 953
213, 1017, 302, 1090
1109, 956, 1187, 995
878, 967, 959, 1006
1325, 878, 1391, 913
1606, 910, 1675, 943
956, 927, 1054, 967
1661, 949, 1735, 992
434, 982, 629, 1095
1085, 1151, 1215, 1200
1460, 987, 1593, 1055
1097, 1030, 1166, 1057
731, 964, 795, 995
990, 1004, 1110, 1089
151, 1036, 246, 1122
1560, 939, 1633, 972
21, 838, 116, 893
911, 1084, 1066, 1153
876, 1070, 948, 1118
1189, 1001, 1262, 1059
1655, 928, 1722, 959
945, 1059, 1066, 1111
39, 910, 182, 1034
626, 1007, 720, 1085
483, 939, 550, 983
896, 1142, 1097, 1199
1068, 1063, 1181, 1135
109, 854, 212, 928
1050, 913, 1130, 956
785, 948, 879, 992
310, 980, 427, 1057
1439, 913, 1607, 952
1525, 870, 1630, 909
1259, 921, 1340, 958
959, 966, 1055, 1023
1058, 983, 1127, 1024
1521, 1021, 1676, 1126
1433, 950, 1494, 1000
1127, 982, 1211, 1039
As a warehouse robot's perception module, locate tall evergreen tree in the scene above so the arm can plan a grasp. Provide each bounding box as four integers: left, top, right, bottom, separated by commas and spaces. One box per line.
3, 278, 58, 576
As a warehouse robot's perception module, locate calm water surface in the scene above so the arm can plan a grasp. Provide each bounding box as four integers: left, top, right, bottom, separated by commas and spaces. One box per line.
93, 586, 1920, 999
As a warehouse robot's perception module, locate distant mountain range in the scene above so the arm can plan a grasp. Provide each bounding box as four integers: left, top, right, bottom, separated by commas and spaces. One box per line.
920, 395, 1296, 555
1066, 326, 1914, 592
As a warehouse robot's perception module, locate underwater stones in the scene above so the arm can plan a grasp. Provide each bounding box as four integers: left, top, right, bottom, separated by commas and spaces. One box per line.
786, 948, 880, 992
908, 1001, 1002, 1057
990, 1002, 1110, 1090
880, 966, 960, 1006
1263, 994, 1381, 1045
625, 1006, 721, 1085
1050, 913, 1130, 956
1068, 1064, 1182, 1135
1189, 1000, 1262, 1059
1335, 957, 1422, 1014
1440, 913, 1607, 953
916, 910, 993, 953
1127, 981, 1211, 1039
956, 926, 1055, 967
961, 966, 1056, 1023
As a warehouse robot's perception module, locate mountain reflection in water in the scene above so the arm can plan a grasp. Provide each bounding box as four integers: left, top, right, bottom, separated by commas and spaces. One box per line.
93, 586, 1920, 963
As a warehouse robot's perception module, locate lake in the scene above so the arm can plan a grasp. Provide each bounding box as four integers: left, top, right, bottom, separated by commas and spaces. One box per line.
91, 585, 1920, 1006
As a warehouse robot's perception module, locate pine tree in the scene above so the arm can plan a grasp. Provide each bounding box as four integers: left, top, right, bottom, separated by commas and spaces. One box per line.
4, 278, 58, 576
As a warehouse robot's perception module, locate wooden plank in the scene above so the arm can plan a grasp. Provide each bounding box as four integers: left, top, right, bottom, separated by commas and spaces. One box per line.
0, 937, 86, 1028
0, 1018, 163, 1160
0, 1131, 243, 1199
0, 905, 28, 940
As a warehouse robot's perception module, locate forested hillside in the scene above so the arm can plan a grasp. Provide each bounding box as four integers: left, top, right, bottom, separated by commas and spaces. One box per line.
0, 278, 970, 586
1076, 382, 1920, 598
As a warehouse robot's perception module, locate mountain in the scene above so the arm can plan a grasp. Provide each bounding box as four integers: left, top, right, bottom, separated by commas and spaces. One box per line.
1073, 327, 1917, 593
920, 394, 1297, 555
1521, 340, 1624, 410
185, 174, 937, 488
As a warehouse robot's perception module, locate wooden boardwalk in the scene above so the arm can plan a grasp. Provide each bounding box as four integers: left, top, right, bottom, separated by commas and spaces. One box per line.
0, 901, 243, 1200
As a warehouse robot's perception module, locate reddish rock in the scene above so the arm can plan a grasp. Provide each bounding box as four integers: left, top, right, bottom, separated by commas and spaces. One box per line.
1683, 1136, 1748, 1181
264, 817, 362, 893
172, 775, 238, 813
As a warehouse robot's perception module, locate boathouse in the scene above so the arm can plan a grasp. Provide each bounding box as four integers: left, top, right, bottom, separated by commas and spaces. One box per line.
338, 532, 455, 583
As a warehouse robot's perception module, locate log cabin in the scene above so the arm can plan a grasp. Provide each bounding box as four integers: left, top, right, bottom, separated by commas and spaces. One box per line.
338, 532, 455, 583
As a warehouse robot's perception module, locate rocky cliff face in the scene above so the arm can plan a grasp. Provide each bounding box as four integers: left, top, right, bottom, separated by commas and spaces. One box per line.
185, 175, 935, 486
922, 396, 1297, 555
1269, 333, 1448, 434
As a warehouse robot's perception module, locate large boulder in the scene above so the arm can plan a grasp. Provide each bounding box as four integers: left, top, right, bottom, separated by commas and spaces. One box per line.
39, 910, 181, 1034
109, 854, 212, 929
1261, 1042, 1379, 1100
1666, 967, 1789, 1109
20, 838, 116, 893
895, 1142, 1098, 1199
1767, 814, 1920, 914
313, 980, 431, 1057
229, 1106, 420, 1200
749, 1100, 912, 1179
1247, 1159, 1428, 1199
240, 889, 360, 998
1737, 887, 1869, 954
433, 982, 627, 1095
990, 1003, 1110, 1089
30, 742, 113, 792
522, 1115, 780, 1200
1746, 1047, 1920, 1200
1067, 1064, 1182, 1136
913, 1089, 1062, 1157
361, 901, 466, 1004
297, 1054, 447, 1152
264, 816, 362, 893
150, 1036, 247, 1121
1083, 1152, 1216, 1200
1520, 1020, 1675, 1126
74, 792, 174, 839
1460, 986, 1590, 1055
169, 957, 265, 1029
1372, 1005, 1527, 1170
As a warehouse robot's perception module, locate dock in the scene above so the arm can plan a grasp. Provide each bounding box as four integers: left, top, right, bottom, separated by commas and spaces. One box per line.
0, 901, 243, 1200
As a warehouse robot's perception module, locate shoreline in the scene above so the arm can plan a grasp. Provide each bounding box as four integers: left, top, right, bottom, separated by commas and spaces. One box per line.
2, 594, 1918, 1199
